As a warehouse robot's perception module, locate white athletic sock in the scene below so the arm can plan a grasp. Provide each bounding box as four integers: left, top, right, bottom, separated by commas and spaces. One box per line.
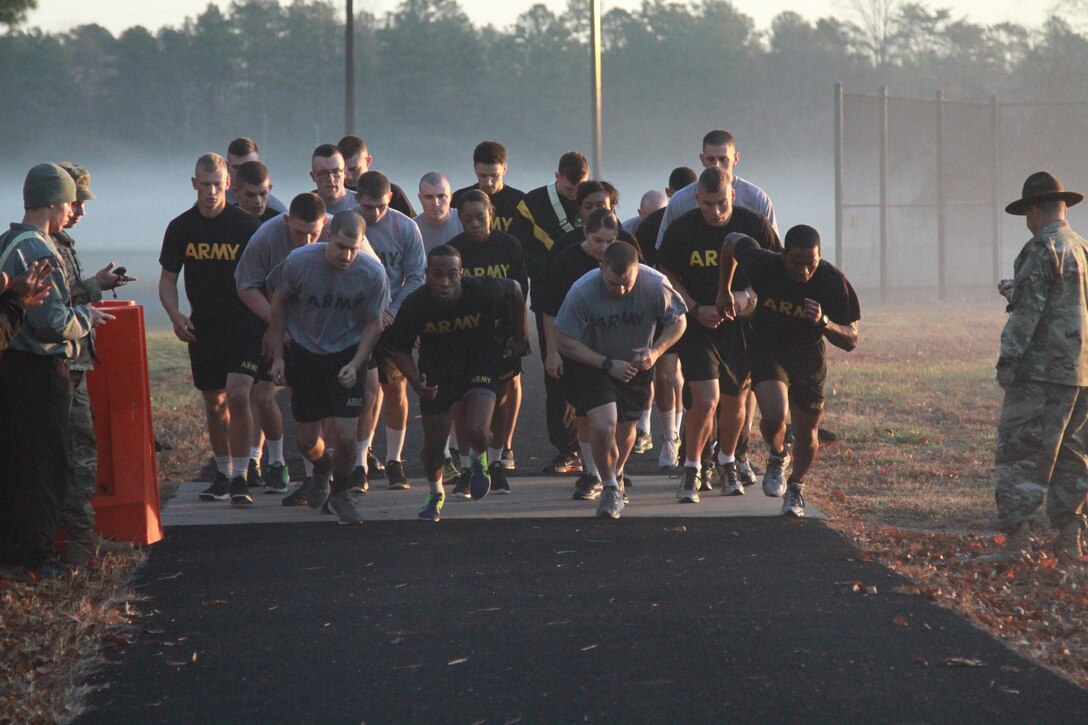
266, 438, 284, 464
355, 439, 369, 469
303, 458, 314, 477
717, 451, 735, 465
488, 447, 502, 467
662, 412, 676, 441
215, 456, 230, 476
674, 409, 684, 434
684, 458, 701, 470
430, 478, 445, 495
580, 442, 599, 478
603, 476, 619, 490
444, 433, 453, 459
248, 446, 261, 461
231, 457, 248, 480
460, 453, 472, 469
638, 408, 651, 432
386, 426, 406, 462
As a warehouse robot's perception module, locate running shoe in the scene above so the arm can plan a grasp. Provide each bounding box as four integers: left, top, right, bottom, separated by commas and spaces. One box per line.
633, 429, 653, 454
443, 456, 461, 481
199, 472, 230, 501
418, 492, 445, 522
542, 451, 582, 474
735, 458, 757, 487
572, 474, 603, 501
781, 481, 806, 518
347, 465, 369, 495
469, 455, 491, 500
698, 461, 714, 492
762, 450, 791, 498
281, 477, 314, 507
500, 446, 516, 470
658, 434, 680, 469
263, 461, 290, 494
229, 475, 253, 506
596, 487, 625, 519
368, 449, 384, 473
385, 460, 411, 490
309, 473, 331, 509
677, 466, 701, 503
718, 461, 744, 496
489, 461, 511, 494
620, 475, 632, 504
247, 458, 263, 488
328, 491, 362, 525
451, 469, 472, 499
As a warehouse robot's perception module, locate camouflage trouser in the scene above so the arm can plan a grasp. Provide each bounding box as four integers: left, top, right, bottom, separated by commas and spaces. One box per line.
59, 370, 97, 532
994, 380, 1088, 531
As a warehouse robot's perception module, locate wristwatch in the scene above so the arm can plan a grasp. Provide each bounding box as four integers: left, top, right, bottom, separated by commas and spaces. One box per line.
601, 358, 612, 371
817, 314, 830, 329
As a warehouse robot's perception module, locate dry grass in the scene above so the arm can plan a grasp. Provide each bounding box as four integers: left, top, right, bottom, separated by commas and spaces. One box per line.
5, 304, 1087, 721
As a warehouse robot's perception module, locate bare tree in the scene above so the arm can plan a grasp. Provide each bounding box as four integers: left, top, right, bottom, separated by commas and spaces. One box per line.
844, 0, 902, 66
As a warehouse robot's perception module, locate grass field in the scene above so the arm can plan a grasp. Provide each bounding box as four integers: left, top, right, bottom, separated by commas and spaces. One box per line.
3, 304, 1086, 723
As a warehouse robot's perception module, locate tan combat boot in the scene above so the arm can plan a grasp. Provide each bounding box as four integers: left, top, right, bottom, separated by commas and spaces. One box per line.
1054, 521, 1084, 561
976, 521, 1033, 564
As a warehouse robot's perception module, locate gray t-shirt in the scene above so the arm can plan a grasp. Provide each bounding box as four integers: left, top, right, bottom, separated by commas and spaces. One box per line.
227, 188, 288, 214
359, 207, 426, 314
279, 243, 390, 355
322, 192, 357, 215
554, 264, 687, 362
655, 175, 777, 248
234, 213, 334, 296
413, 212, 464, 252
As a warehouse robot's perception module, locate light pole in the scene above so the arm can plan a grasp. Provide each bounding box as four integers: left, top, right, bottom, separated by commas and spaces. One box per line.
590, 0, 603, 177
345, 0, 355, 134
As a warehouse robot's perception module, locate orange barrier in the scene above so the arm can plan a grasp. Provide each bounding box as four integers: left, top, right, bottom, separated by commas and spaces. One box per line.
86, 300, 163, 546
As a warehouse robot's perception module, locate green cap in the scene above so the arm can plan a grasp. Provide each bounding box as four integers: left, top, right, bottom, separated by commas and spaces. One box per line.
23, 163, 77, 208
58, 162, 96, 201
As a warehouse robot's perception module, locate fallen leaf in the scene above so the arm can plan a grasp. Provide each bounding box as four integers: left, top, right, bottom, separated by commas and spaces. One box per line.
944, 657, 985, 668
894, 615, 909, 627
448, 657, 468, 665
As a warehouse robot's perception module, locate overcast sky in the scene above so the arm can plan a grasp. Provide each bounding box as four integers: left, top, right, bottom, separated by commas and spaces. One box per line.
25, 0, 1051, 36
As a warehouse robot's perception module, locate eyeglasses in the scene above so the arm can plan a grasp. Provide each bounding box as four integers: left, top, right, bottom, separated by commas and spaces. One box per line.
314, 169, 344, 179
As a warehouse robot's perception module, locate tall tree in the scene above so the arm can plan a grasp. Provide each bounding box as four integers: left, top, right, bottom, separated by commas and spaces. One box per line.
0, 0, 36, 29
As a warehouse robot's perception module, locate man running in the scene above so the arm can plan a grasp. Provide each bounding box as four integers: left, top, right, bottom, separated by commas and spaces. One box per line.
159, 153, 262, 506
449, 189, 529, 487
452, 140, 526, 236
268, 210, 389, 524
311, 144, 355, 215
415, 171, 463, 251
555, 241, 687, 519
338, 135, 416, 216
233, 160, 281, 223
235, 192, 329, 497
515, 151, 589, 474
354, 170, 426, 490
657, 167, 778, 503
717, 226, 860, 517
225, 137, 288, 215
386, 245, 528, 522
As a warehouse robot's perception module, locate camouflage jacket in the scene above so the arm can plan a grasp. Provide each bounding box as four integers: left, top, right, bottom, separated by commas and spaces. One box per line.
999, 220, 1088, 386
53, 230, 101, 370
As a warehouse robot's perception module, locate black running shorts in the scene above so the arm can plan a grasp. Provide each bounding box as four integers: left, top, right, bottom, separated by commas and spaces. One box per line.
748, 337, 827, 412
285, 344, 366, 423
675, 316, 750, 396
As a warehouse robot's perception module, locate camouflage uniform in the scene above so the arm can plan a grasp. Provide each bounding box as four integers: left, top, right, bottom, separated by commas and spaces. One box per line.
994, 220, 1088, 531
53, 165, 103, 534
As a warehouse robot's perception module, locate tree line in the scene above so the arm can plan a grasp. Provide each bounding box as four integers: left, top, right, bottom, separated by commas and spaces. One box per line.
0, 0, 1084, 169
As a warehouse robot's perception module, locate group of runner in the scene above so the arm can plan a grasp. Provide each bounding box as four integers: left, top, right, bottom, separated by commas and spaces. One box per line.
159, 130, 861, 524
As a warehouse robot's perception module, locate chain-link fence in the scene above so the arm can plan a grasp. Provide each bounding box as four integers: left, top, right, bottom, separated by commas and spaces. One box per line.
834, 85, 1088, 301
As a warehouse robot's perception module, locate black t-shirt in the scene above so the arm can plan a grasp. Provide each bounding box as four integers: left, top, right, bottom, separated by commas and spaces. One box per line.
541, 242, 599, 318
657, 207, 778, 305
452, 184, 526, 238
735, 237, 861, 349
388, 275, 517, 377
449, 230, 528, 296
549, 226, 644, 265
159, 204, 261, 331
636, 207, 666, 268
258, 206, 281, 224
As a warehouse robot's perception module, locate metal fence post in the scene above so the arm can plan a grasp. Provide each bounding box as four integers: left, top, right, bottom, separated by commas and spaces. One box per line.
991, 94, 1002, 283
936, 89, 946, 301
835, 82, 844, 270
880, 86, 889, 303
